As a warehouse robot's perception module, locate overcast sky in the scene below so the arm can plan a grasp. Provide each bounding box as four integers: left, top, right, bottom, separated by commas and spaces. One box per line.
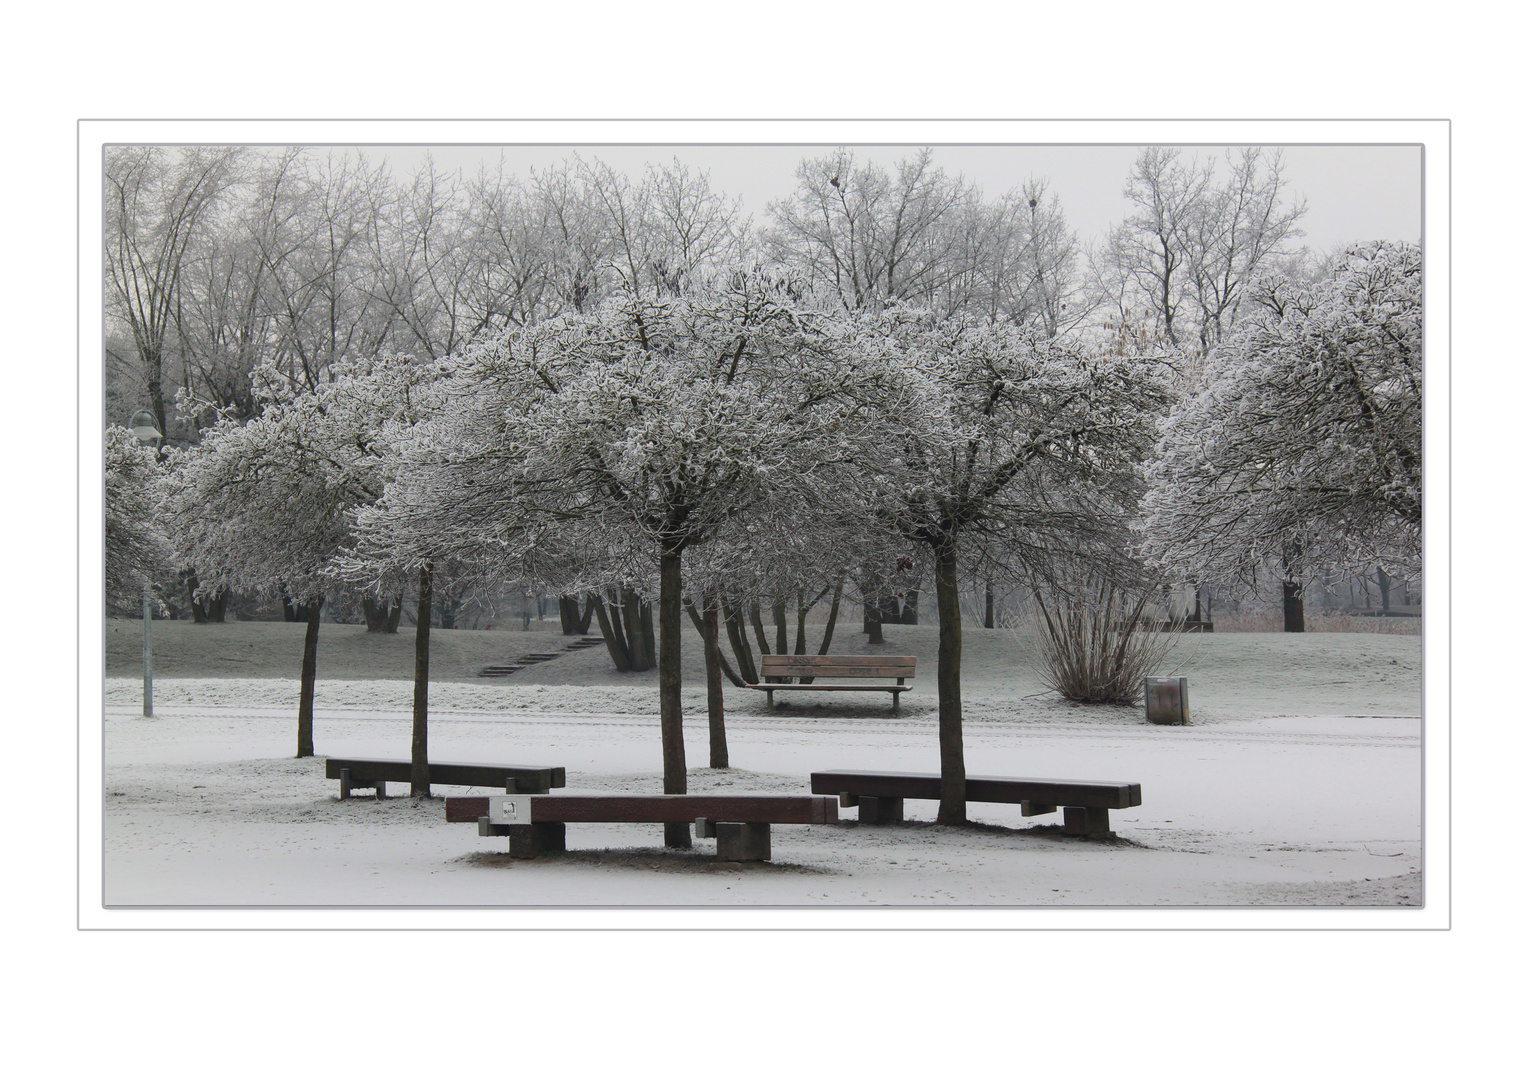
332, 142, 1422, 256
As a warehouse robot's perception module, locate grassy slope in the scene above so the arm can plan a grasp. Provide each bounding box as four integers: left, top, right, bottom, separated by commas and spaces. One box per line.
105, 617, 1422, 721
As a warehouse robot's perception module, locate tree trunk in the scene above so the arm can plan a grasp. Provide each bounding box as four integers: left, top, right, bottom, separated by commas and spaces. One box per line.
619, 587, 654, 671
721, 598, 759, 685
933, 541, 966, 824
558, 595, 580, 635
185, 572, 226, 623
864, 599, 885, 645
1377, 567, 1392, 612
772, 596, 788, 655
146, 347, 168, 449
1282, 580, 1306, 633
297, 597, 322, 758
619, 588, 645, 669
411, 565, 432, 796
641, 599, 656, 662
749, 602, 772, 656
589, 592, 631, 671
817, 578, 844, 656
984, 582, 995, 629
577, 595, 595, 634
900, 588, 919, 624
701, 597, 728, 768
658, 548, 690, 848
363, 595, 403, 632
687, 597, 745, 688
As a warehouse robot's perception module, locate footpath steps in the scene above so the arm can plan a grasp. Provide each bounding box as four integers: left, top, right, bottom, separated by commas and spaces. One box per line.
478, 637, 604, 679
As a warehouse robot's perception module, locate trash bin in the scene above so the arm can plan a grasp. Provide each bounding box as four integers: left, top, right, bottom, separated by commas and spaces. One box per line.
1144, 676, 1190, 725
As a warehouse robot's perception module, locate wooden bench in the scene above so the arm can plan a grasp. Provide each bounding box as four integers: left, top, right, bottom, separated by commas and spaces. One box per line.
810, 769, 1142, 838
324, 758, 566, 800
745, 655, 915, 710
445, 794, 840, 862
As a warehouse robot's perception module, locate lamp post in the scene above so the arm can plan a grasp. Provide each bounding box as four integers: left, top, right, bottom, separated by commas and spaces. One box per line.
129, 410, 161, 717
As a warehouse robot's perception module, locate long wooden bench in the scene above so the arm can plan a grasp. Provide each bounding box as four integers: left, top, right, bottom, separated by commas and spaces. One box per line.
810, 769, 1142, 838
745, 655, 915, 710
445, 794, 840, 862
325, 758, 566, 800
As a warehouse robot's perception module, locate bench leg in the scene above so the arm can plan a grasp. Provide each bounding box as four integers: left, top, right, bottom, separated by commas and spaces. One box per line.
1062, 807, 1113, 838
374, 779, 386, 800
766, 689, 774, 708
507, 822, 566, 859
339, 768, 352, 800
857, 795, 904, 825
715, 822, 771, 862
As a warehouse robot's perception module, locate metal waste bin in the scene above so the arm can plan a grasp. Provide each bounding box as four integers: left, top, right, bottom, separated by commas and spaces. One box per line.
1144, 676, 1190, 725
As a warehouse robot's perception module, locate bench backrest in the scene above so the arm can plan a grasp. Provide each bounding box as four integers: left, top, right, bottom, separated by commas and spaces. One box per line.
759, 654, 915, 679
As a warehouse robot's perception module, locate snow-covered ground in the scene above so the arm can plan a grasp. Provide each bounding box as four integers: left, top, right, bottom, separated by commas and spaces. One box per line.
95, 622, 1424, 914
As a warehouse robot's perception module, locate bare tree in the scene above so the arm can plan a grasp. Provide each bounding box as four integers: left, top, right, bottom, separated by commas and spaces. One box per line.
765, 148, 975, 312
1095, 147, 1306, 357
104, 146, 245, 442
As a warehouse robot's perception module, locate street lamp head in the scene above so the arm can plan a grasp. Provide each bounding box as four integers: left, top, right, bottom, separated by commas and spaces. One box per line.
129, 409, 162, 442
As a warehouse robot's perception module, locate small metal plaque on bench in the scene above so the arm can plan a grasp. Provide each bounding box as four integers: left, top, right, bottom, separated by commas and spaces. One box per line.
488, 795, 534, 824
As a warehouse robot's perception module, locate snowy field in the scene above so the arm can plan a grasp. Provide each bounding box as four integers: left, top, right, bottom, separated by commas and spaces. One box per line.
96, 621, 1424, 913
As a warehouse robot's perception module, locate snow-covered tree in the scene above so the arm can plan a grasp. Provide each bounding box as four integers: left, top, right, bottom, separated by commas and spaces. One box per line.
382, 272, 868, 845
160, 354, 438, 756
850, 311, 1174, 823
1140, 241, 1422, 630
104, 426, 174, 611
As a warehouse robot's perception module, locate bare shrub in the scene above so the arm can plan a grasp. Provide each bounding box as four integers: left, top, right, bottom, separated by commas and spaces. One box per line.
1022, 575, 1186, 706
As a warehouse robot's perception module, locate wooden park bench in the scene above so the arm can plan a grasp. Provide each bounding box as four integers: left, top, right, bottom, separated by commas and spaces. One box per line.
810, 769, 1142, 838
745, 655, 915, 710
324, 757, 566, 800
445, 793, 840, 862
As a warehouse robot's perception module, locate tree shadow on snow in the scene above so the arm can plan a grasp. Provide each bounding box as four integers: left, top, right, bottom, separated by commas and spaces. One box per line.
454, 848, 832, 874
875, 819, 1153, 849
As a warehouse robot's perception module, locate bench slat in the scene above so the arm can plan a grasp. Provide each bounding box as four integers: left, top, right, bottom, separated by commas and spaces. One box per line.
446, 794, 838, 825
325, 758, 566, 789
810, 770, 1141, 809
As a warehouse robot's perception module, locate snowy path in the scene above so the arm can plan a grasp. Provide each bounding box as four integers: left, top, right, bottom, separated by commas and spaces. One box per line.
99, 695, 1422, 908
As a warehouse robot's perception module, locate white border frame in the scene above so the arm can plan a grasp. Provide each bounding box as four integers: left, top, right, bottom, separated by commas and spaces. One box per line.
78, 118, 1449, 930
